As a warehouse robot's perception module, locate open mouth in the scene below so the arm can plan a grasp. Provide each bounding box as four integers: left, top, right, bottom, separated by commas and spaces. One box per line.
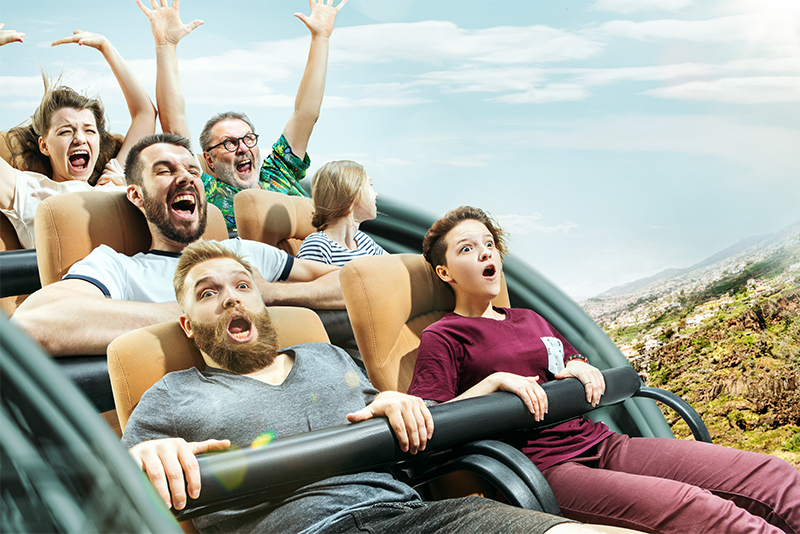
235, 158, 252, 175
483, 264, 496, 278
170, 192, 196, 217
68, 150, 90, 173
227, 314, 254, 342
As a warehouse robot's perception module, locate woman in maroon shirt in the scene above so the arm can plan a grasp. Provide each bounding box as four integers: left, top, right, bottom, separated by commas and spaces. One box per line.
408, 206, 799, 534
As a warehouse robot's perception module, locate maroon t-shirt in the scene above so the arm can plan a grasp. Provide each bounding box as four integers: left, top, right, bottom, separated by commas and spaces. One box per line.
407, 307, 612, 471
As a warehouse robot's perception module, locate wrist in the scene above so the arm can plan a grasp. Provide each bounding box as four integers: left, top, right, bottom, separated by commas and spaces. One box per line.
565, 354, 588, 365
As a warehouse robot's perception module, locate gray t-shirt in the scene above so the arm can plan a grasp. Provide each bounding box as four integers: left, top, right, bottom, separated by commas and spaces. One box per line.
122, 342, 421, 533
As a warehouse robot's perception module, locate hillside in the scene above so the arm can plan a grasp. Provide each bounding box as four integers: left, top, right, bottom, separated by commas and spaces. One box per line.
582, 227, 800, 470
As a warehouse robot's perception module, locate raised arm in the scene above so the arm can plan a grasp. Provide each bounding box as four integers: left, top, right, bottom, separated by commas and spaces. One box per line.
0, 23, 25, 46
11, 279, 183, 356
51, 30, 156, 163
136, 0, 203, 140
282, 0, 347, 159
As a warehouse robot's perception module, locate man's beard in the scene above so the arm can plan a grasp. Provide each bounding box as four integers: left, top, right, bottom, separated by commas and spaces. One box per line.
191, 306, 279, 375
142, 186, 208, 245
212, 151, 263, 191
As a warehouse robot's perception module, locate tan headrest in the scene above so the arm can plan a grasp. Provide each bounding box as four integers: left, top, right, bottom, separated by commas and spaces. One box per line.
108, 306, 330, 431
34, 190, 228, 286
340, 254, 509, 393
234, 189, 315, 255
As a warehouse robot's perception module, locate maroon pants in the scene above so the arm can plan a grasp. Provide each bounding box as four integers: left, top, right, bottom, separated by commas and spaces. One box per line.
541, 433, 800, 533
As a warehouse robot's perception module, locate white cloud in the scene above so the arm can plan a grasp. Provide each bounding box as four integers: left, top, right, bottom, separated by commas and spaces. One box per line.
440, 154, 495, 168
507, 114, 800, 181
332, 21, 604, 65
491, 83, 590, 104
497, 213, 579, 235
642, 76, 800, 103
590, 0, 693, 14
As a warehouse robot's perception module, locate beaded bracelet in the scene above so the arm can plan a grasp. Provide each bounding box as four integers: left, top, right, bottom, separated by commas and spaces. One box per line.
566, 354, 588, 364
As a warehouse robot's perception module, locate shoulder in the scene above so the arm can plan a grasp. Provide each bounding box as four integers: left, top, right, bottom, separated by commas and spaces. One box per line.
297, 233, 334, 261
15, 169, 95, 194
290, 342, 360, 372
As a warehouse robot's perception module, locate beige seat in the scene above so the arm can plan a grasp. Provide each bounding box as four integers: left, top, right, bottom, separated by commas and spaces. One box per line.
340, 253, 509, 393
30, 189, 228, 437
107, 306, 329, 431
234, 189, 315, 255
107, 306, 328, 532
339, 253, 510, 500
33, 190, 228, 286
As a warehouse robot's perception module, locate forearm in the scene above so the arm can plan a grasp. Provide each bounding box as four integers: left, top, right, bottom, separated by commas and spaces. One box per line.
98, 41, 156, 160
452, 373, 505, 402
283, 34, 330, 157
12, 294, 182, 356
260, 270, 344, 309
155, 43, 191, 139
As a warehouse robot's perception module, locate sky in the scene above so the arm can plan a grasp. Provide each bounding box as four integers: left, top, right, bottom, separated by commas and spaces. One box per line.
1, 0, 798, 301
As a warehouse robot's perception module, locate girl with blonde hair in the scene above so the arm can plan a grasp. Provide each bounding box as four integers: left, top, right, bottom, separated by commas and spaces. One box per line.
297, 160, 385, 266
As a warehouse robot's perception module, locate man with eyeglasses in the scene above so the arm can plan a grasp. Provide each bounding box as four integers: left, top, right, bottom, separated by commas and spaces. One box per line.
138, 0, 347, 231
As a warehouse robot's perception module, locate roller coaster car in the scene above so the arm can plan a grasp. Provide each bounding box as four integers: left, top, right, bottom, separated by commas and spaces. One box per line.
0, 313, 705, 532
1, 193, 710, 530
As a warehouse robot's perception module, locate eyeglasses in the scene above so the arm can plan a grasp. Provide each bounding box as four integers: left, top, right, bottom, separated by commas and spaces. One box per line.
206, 133, 259, 152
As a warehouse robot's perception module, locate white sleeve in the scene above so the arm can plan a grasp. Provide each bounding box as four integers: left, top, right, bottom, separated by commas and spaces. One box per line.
0, 169, 123, 249
229, 239, 292, 282
63, 245, 127, 300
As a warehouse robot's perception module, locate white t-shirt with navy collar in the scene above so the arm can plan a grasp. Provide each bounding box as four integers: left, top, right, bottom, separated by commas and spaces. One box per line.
64, 238, 292, 302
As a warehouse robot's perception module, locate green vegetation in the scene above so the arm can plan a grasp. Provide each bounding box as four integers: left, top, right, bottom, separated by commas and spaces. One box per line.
601, 248, 800, 471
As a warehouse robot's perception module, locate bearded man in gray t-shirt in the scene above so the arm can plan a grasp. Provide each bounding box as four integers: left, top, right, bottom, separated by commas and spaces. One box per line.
123, 240, 606, 534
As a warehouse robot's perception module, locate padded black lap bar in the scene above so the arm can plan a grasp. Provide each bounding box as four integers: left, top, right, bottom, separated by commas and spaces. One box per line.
193, 366, 641, 506
0, 249, 40, 297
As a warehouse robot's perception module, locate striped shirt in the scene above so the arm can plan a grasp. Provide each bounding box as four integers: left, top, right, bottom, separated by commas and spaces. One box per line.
297, 230, 385, 266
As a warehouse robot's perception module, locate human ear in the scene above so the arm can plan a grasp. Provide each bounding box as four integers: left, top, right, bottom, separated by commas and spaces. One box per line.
38, 137, 50, 156
179, 315, 194, 339
435, 264, 452, 283
203, 151, 214, 172
126, 185, 145, 210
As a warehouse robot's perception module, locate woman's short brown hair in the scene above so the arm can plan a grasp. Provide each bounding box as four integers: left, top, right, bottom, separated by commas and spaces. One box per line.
310, 160, 369, 231
422, 206, 507, 268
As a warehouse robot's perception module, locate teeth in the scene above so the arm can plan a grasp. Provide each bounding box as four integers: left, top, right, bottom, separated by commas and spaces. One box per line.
173, 194, 195, 204
232, 331, 250, 340
70, 150, 89, 156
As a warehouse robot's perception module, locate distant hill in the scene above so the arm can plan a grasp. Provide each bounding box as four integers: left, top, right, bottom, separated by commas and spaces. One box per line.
580, 221, 800, 470
584, 220, 800, 321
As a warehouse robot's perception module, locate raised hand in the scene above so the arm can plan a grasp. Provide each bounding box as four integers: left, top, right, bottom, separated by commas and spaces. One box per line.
0, 23, 25, 46
129, 437, 230, 510
295, 0, 348, 38
347, 391, 433, 455
555, 359, 605, 407
95, 158, 126, 187
51, 30, 110, 51
136, 0, 204, 47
